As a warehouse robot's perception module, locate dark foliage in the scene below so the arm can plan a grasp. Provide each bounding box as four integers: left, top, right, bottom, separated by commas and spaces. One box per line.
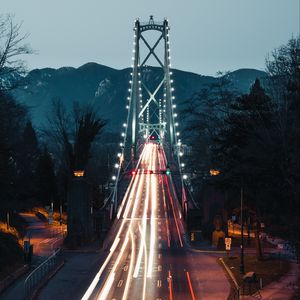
184, 37, 300, 243
35, 146, 57, 206
0, 232, 23, 273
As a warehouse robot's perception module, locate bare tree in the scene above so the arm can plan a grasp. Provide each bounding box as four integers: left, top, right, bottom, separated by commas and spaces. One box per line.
45, 98, 106, 174
0, 14, 33, 91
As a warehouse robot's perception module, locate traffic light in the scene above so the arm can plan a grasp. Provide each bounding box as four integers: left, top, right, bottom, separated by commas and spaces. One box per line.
161, 169, 171, 175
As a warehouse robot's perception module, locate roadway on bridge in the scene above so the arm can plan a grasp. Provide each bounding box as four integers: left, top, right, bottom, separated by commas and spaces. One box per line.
81, 143, 229, 300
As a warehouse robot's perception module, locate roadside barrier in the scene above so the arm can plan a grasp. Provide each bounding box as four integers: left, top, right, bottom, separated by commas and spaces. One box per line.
24, 248, 61, 300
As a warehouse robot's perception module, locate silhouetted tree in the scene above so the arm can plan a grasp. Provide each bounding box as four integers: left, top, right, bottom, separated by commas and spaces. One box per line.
35, 147, 57, 206
14, 120, 40, 205
44, 99, 106, 207
265, 36, 300, 242
0, 14, 33, 91
0, 91, 27, 210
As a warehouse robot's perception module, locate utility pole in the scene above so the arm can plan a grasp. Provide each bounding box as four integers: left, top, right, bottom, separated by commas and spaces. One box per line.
6, 211, 9, 230
240, 186, 245, 274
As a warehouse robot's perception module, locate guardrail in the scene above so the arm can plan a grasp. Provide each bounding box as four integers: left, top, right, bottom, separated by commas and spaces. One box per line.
24, 248, 61, 300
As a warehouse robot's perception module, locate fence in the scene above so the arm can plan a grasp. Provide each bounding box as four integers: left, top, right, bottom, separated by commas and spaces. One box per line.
24, 248, 62, 300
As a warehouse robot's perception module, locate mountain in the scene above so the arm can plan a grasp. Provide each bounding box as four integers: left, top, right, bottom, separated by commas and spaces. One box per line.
12, 63, 267, 132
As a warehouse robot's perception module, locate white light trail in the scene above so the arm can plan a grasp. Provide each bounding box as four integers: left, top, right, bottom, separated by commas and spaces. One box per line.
117, 145, 146, 219
121, 229, 135, 300
82, 146, 149, 300
147, 144, 157, 278
97, 273, 115, 300
133, 144, 152, 278
97, 236, 129, 300
139, 224, 148, 300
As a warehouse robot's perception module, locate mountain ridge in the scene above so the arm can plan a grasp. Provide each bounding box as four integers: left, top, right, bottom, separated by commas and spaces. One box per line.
13, 62, 268, 132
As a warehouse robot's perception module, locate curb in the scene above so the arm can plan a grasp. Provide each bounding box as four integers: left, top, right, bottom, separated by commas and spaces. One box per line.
219, 257, 239, 290
189, 247, 227, 254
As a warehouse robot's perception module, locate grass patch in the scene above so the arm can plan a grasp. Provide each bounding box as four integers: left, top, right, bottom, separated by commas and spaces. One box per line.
223, 255, 290, 294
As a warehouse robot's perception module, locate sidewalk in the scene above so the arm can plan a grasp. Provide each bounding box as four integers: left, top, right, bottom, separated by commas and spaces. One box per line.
243, 262, 299, 300
36, 250, 106, 300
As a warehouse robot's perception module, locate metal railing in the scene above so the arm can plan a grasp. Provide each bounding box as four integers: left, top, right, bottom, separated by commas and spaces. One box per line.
24, 248, 61, 300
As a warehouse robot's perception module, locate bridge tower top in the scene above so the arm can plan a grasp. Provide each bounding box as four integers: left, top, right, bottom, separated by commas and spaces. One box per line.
127, 16, 178, 159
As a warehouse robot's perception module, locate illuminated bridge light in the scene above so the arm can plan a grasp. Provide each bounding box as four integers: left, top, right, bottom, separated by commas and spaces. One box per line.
73, 170, 84, 177
210, 169, 220, 176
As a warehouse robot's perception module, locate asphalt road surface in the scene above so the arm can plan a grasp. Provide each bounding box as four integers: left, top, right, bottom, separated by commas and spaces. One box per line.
80, 143, 228, 300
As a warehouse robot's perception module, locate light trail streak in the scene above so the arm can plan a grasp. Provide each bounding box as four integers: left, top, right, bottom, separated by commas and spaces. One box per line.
139, 224, 148, 300
165, 174, 183, 247
117, 145, 147, 219
97, 273, 115, 300
186, 271, 196, 300
121, 229, 135, 300
110, 238, 120, 252
158, 147, 171, 247
161, 175, 171, 248
147, 144, 157, 277
97, 236, 129, 300
82, 146, 149, 300
168, 270, 173, 300
133, 145, 151, 278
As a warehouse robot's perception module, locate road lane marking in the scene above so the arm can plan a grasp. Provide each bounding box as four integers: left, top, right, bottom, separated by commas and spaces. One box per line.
186, 271, 196, 300
117, 279, 123, 287
158, 253, 161, 259
157, 279, 162, 288
158, 265, 162, 272
123, 265, 128, 271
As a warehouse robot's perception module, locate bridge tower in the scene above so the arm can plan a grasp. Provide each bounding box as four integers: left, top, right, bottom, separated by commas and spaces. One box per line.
110, 16, 187, 218
128, 16, 177, 159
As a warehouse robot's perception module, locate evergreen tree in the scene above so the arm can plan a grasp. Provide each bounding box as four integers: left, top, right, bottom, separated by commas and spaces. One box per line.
208, 79, 276, 260
35, 147, 57, 206
15, 120, 39, 206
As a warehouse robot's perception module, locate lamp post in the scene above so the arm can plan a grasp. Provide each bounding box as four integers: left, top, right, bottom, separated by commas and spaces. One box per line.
240, 186, 245, 274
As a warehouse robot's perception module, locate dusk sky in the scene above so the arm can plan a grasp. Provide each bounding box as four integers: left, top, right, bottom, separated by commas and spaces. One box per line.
1, 0, 299, 76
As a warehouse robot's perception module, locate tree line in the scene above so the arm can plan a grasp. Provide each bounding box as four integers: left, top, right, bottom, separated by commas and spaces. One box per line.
184, 37, 300, 243
0, 15, 112, 222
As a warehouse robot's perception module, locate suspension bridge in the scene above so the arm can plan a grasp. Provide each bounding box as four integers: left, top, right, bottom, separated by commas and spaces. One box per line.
81, 16, 203, 300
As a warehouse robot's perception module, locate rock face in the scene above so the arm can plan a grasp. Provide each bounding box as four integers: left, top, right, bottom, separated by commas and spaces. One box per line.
12, 63, 267, 132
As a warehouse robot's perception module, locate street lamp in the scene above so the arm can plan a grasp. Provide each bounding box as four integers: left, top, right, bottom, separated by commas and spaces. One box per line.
240, 186, 245, 274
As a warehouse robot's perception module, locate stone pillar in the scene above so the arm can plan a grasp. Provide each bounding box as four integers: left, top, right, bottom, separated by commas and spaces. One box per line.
67, 177, 93, 247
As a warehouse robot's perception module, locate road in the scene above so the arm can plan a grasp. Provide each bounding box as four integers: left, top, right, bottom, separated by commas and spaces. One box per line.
81, 142, 227, 300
